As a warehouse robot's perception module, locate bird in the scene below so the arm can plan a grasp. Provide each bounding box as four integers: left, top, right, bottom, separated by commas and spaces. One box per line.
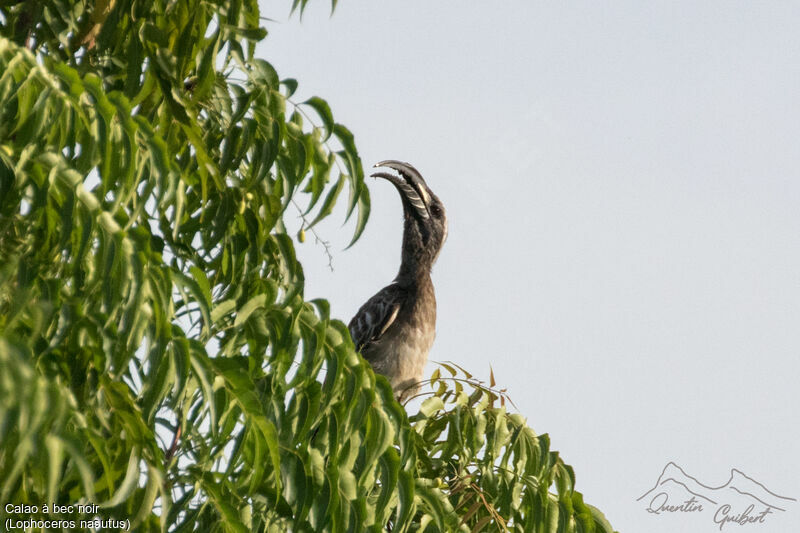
348, 160, 448, 403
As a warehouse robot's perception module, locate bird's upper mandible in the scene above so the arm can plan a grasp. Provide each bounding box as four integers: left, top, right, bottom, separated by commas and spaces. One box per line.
349, 160, 447, 403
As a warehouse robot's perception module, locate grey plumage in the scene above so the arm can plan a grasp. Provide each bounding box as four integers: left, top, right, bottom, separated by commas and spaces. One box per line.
349, 161, 448, 403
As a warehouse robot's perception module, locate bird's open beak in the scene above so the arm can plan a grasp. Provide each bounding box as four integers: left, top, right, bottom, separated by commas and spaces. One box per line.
371, 160, 431, 219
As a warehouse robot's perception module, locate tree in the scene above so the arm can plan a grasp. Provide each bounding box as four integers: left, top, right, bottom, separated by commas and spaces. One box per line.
0, 1, 617, 531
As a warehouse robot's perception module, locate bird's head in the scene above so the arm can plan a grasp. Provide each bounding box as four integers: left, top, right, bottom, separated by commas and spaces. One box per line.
372, 160, 448, 278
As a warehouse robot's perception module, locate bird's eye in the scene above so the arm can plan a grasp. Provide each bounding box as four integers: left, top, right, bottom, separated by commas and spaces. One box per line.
430, 205, 442, 218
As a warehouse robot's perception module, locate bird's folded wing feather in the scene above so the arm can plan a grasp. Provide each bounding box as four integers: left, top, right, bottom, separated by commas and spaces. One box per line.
348, 284, 403, 355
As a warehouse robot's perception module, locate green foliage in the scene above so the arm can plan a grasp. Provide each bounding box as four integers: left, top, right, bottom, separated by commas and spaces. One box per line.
0, 1, 617, 531
408, 364, 617, 532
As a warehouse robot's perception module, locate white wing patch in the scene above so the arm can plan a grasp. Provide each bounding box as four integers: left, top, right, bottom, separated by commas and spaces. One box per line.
378, 305, 400, 336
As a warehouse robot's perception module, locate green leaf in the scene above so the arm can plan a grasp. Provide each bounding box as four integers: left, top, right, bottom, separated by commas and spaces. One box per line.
281, 78, 298, 97
303, 96, 334, 140
174, 270, 212, 337
221, 24, 268, 42
395, 470, 416, 530
189, 265, 213, 309
44, 435, 64, 504
345, 182, 370, 248
419, 397, 444, 418
306, 172, 345, 230
234, 293, 268, 327
211, 298, 237, 323
98, 447, 141, 508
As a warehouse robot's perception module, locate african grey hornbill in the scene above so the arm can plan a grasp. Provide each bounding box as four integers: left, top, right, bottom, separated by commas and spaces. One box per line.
349, 161, 448, 403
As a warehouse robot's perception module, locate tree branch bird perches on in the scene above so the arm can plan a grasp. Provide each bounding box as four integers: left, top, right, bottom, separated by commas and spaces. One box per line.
349, 161, 448, 403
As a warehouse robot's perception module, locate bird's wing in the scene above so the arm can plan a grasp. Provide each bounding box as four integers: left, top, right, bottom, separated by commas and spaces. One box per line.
348, 284, 403, 354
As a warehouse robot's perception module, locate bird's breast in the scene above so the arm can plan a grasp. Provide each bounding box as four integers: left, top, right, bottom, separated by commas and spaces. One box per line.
365, 284, 436, 397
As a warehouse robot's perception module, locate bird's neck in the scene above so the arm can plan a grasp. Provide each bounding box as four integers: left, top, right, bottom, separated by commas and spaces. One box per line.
397, 218, 439, 286
395, 261, 433, 288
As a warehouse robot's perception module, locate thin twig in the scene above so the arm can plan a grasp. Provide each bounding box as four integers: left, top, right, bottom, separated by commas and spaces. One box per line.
291, 199, 334, 271
165, 423, 182, 465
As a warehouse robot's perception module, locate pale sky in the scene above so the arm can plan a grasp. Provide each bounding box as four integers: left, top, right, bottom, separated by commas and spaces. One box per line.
258, 3, 800, 531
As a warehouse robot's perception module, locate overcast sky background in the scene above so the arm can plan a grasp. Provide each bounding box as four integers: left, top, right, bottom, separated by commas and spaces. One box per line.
257, 3, 799, 531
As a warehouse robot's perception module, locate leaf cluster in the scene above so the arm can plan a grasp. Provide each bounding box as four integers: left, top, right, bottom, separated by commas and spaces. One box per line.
407, 363, 616, 532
